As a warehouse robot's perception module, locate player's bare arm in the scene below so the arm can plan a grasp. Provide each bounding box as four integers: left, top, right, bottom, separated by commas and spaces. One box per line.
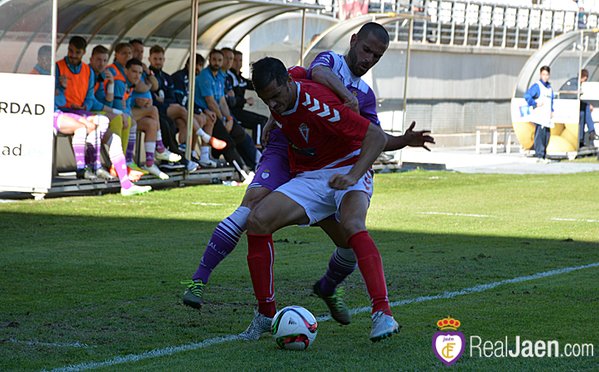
205, 96, 223, 120
385, 121, 436, 152
311, 65, 359, 113
329, 123, 387, 190
261, 114, 277, 145
309, 64, 433, 152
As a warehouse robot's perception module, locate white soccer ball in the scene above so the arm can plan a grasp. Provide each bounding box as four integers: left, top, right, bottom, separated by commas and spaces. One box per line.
271, 305, 318, 350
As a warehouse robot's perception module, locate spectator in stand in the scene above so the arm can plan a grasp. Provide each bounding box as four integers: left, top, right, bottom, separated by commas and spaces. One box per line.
196, 49, 259, 174
106, 49, 180, 179
55, 36, 125, 179
89, 44, 131, 163
172, 54, 224, 164
129, 39, 159, 93
53, 109, 151, 195
191, 51, 253, 176
226, 49, 268, 144
55, 60, 147, 191
148, 45, 226, 168
31, 45, 51, 75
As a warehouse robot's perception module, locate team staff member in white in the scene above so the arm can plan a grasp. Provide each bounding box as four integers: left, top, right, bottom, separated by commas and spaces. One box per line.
524, 65, 554, 160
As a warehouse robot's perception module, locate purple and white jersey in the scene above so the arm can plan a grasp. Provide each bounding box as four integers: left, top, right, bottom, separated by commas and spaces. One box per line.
308, 51, 380, 126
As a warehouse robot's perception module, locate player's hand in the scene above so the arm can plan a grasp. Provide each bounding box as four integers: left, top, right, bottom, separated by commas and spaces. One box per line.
196, 112, 207, 126
261, 116, 276, 145
79, 117, 96, 133
225, 118, 234, 132
344, 94, 359, 113
246, 97, 255, 106
590, 104, 594, 112
104, 70, 114, 84
205, 109, 217, 123
403, 121, 435, 151
122, 113, 130, 129
329, 173, 358, 190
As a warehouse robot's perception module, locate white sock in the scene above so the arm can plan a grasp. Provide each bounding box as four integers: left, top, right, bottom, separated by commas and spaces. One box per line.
196, 128, 211, 143
200, 146, 210, 161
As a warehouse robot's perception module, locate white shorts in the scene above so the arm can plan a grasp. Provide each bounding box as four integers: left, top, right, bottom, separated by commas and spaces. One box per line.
273, 165, 374, 225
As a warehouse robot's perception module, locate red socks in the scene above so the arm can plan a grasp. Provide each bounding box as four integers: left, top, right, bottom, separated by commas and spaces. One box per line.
349, 231, 392, 315
247, 231, 389, 318
247, 234, 276, 318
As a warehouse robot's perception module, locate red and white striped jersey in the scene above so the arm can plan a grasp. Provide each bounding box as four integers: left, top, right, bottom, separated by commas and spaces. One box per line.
271, 79, 372, 173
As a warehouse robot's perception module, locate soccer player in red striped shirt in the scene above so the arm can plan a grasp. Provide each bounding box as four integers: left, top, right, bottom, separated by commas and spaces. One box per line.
239, 57, 399, 342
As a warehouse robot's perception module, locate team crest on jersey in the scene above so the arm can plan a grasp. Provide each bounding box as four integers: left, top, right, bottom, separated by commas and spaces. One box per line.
261, 169, 270, 179
299, 123, 310, 143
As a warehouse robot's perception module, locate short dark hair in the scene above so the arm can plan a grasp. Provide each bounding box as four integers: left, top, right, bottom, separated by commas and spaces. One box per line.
129, 39, 144, 46
185, 53, 205, 68
126, 58, 143, 69
233, 50, 242, 57
251, 57, 288, 91
221, 47, 235, 55
540, 65, 551, 74
92, 45, 109, 56
69, 36, 87, 50
38, 45, 52, 57
581, 69, 589, 79
196, 54, 205, 66
209, 49, 223, 58
356, 22, 390, 44
114, 43, 132, 54
149, 45, 165, 55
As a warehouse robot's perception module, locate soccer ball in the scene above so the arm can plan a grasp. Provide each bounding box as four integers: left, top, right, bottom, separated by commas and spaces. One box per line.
271, 305, 318, 350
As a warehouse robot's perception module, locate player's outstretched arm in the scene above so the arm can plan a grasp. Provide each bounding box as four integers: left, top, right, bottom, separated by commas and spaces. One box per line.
329, 123, 387, 190
384, 121, 435, 151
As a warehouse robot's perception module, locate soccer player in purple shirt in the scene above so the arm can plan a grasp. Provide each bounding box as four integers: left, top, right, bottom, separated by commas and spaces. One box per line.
181, 22, 434, 325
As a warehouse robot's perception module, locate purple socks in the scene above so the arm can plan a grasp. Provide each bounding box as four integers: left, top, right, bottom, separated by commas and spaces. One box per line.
317, 247, 357, 296
192, 206, 251, 283
72, 127, 87, 170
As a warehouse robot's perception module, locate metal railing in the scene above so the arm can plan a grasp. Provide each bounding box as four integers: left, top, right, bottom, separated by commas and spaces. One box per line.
309, 0, 599, 52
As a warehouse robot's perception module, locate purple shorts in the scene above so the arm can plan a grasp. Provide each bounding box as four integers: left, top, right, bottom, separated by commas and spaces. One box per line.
249, 128, 291, 191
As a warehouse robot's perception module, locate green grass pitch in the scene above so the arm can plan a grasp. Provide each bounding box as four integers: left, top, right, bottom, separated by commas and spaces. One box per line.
1, 171, 597, 370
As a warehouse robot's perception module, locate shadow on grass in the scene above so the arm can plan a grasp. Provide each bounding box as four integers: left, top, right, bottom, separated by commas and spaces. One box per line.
0, 211, 597, 370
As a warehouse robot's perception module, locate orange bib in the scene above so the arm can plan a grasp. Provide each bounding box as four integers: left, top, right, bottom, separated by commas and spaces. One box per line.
56, 59, 91, 109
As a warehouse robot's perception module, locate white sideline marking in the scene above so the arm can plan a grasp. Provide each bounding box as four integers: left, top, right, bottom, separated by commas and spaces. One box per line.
49, 335, 240, 372
419, 212, 492, 218
551, 217, 599, 223
317, 261, 599, 321
8, 339, 90, 348
50, 262, 599, 371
